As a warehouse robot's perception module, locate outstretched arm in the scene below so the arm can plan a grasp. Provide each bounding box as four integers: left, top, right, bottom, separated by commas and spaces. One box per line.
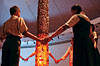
61, 47, 70, 60
49, 15, 81, 40
49, 51, 57, 63
56, 47, 70, 64
49, 24, 69, 41
24, 31, 41, 41
56, 47, 71, 64
56, 58, 63, 64
24, 51, 35, 61
20, 56, 24, 60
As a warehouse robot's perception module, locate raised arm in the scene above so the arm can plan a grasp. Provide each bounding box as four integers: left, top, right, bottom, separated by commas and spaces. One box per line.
24, 31, 41, 41
20, 56, 24, 60
24, 51, 35, 61
18, 17, 42, 42
61, 47, 70, 60
49, 24, 69, 41
49, 15, 80, 41
56, 47, 70, 64
49, 51, 57, 63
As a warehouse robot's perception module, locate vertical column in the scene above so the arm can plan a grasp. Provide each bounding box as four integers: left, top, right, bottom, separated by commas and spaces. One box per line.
35, 0, 49, 66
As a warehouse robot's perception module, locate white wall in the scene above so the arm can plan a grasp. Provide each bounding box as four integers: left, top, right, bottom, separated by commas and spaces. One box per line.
0, 42, 71, 66
19, 43, 71, 66
0, 36, 100, 66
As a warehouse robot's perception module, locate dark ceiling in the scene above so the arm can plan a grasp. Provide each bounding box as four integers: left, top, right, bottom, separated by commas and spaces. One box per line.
0, 0, 100, 35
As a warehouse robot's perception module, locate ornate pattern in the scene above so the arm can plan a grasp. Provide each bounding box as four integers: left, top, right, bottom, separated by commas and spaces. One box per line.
35, 34, 49, 66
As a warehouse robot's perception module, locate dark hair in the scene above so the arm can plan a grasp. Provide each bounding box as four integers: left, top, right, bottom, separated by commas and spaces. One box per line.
10, 6, 19, 15
71, 4, 82, 14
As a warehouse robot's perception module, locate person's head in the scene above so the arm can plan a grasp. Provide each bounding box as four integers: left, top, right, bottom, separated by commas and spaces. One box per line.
10, 6, 20, 17
70, 38, 74, 46
71, 4, 82, 15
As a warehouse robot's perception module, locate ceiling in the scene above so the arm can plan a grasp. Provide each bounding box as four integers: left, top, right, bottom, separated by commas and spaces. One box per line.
0, 0, 100, 35
0, 0, 100, 48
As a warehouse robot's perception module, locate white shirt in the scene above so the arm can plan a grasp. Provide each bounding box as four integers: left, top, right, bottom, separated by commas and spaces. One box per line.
1, 15, 28, 38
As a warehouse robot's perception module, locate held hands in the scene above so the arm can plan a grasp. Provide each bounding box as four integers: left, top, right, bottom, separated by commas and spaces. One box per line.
24, 58, 29, 61
53, 59, 59, 64
39, 36, 53, 44
20, 57, 25, 60
20, 56, 29, 61
55, 58, 63, 64
21, 57, 29, 61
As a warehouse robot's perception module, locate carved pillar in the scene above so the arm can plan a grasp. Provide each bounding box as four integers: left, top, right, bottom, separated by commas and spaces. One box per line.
35, 0, 49, 66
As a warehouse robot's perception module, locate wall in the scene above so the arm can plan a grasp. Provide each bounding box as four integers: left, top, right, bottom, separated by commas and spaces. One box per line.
0, 36, 100, 66
0, 42, 71, 66
19, 43, 71, 66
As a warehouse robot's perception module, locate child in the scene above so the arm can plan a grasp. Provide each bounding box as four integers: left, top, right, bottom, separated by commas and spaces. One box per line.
89, 24, 98, 49
21, 50, 57, 63
89, 24, 100, 66
56, 38, 74, 66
